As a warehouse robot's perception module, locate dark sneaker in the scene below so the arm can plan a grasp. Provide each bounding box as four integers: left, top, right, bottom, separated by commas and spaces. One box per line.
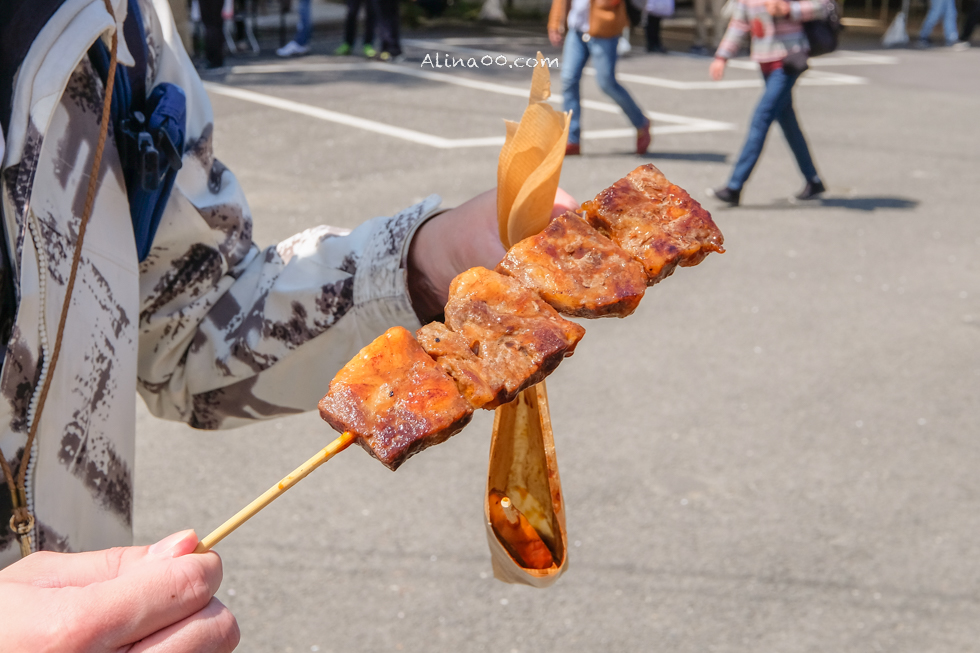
707, 186, 740, 206
912, 38, 931, 49
795, 179, 826, 201
636, 119, 651, 154
566, 142, 581, 156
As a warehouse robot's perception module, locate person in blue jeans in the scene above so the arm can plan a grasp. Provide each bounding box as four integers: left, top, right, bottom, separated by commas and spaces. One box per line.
549, 0, 652, 155
277, 0, 313, 57
915, 0, 965, 47
707, 0, 826, 205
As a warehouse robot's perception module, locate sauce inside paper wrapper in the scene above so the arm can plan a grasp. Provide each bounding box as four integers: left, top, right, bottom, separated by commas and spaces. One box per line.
485, 54, 571, 587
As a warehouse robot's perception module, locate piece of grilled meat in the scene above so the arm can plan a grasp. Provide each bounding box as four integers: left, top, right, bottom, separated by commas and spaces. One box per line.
318, 326, 473, 470
581, 164, 724, 285
496, 211, 647, 318
416, 322, 499, 409
421, 267, 586, 409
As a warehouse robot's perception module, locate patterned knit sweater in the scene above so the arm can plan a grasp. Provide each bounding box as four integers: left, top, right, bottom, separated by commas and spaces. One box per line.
715, 0, 828, 63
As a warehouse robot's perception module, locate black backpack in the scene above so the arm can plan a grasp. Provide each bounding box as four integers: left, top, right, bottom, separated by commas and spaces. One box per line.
804, 0, 843, 57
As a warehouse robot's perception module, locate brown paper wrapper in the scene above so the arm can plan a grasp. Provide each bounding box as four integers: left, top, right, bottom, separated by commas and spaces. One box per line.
485, 53, 570, 587
485, 383, 567, 587
496, 53, 572, 249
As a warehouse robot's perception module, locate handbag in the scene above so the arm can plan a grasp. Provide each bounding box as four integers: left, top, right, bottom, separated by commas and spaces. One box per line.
802, 0, 842, 56
782, 49, 809, 74
645, 0, 675, 17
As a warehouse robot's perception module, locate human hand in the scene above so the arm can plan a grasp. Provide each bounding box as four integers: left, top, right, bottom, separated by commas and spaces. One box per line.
709, 57, 727, 81
0, 530, 239, 652
549, 28, 564, 47
765, 0, 791, 16
408, 187, 579, 321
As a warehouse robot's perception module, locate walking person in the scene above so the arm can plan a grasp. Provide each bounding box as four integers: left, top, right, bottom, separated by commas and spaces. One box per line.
915, 0, 967, 47
277, 0, 313, 56
336, 0, 379, 57
549, 0, 653, 155
707, 0, 827, 205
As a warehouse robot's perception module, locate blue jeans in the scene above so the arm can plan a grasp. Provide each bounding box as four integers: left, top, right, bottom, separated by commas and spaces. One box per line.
919, 0, 959, 43
728, 67, 818, 191
561, 32, 647, 145
293, 0, 313, 46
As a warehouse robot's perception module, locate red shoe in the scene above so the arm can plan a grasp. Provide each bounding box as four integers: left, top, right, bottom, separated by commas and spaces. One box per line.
636, 119, 651, 154
565, 142, 581, 156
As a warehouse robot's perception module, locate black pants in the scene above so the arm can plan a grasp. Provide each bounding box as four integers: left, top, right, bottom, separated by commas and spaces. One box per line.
645, 16, 662, 51
961, 0, 980, 40
200, 0, 224, 66
344, 0, 377, 46
375, 0, 401, 55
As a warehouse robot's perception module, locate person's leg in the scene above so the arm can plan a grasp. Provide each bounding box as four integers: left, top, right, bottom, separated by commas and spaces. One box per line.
295, 0, 312, 46
962, 0, 980, 40
344, 0, 360, 45
561, 32, 590, 144
378, 0, 402, 56
774, 75, 819, 183
376, 0, 393, 54
587, 36, 647, 128
645, 16, 663, 51
919, 0, 944, 40
200, 0, 224, 66
727, 68, 793, 190
710, 0, 727, 47
942, 0, 960, 42
693, 0, 708, 49
365, 0, 378, 45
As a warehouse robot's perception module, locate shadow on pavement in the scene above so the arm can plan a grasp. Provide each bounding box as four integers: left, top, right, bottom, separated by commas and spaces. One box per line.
642, 151, 729, 163
736, 196, 920, 212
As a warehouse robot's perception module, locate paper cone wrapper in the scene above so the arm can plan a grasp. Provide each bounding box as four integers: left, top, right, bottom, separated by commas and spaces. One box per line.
484, 382, 568, 587
496, 53, 571, 249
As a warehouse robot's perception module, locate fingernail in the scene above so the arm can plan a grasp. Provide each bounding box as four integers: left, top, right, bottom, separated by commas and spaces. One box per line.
148, 529, 198, 558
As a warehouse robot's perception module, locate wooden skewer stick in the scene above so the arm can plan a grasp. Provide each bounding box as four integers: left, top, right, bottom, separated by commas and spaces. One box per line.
194, 431, 357, 553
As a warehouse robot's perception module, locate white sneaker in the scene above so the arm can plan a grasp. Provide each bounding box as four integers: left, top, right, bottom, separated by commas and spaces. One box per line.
277, 41, 310, 57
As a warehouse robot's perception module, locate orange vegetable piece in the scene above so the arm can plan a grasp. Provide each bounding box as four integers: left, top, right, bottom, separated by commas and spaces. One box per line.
488, 490, 555, 570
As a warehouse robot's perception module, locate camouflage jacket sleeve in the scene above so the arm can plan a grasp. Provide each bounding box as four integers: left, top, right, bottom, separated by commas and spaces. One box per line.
135, 0, 438, 429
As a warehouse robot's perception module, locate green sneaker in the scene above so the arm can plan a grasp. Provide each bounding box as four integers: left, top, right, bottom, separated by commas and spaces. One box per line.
334, 43, 352, 56
362, 44, 377, 58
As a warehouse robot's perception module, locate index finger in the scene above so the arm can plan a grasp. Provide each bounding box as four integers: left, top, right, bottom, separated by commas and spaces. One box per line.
7, 530, 201, 589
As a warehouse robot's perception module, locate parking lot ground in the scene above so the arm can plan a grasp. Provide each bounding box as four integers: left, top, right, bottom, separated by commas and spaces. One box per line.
135, 28, 980, 652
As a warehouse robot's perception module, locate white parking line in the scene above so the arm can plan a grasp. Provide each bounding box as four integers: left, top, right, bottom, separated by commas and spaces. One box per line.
215, 62, 732, 148
402, 38, 887, 88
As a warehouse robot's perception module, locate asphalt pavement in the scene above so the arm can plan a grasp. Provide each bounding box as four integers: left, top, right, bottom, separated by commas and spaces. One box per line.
135, 26, 980, 653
